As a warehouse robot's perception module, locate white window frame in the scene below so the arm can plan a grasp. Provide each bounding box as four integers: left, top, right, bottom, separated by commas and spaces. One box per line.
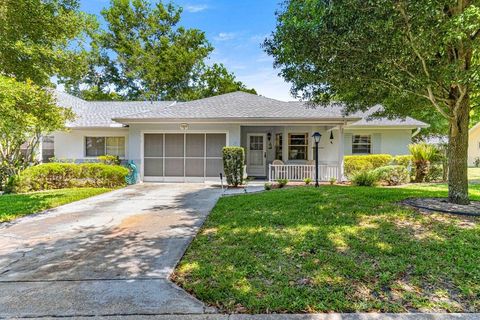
85, 136, 126, 158
352, 134, 372, 154
288, 133, 309, 160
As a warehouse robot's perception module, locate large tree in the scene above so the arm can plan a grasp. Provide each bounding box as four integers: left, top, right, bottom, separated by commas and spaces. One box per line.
62, 0, 255, 101
178, 63, 257, 101
265, 0, 480, 204
0, 0, 95, 85
0, 76, 74, 189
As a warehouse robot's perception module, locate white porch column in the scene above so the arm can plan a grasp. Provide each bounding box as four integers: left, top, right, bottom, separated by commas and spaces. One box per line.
282, 127, 288, 162
337, 125, 345, 181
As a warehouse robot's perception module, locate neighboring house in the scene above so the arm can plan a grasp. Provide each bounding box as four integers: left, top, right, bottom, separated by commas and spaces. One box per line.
469, 122, 480, 166
50, 91, 428, 182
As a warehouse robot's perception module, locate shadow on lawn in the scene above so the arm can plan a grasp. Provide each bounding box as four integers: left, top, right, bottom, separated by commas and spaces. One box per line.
175, 186, 480, 313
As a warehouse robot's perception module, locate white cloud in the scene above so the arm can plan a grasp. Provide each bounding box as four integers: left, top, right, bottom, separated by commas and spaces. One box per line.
213, 32, 236, 41
184, 4, 208, 13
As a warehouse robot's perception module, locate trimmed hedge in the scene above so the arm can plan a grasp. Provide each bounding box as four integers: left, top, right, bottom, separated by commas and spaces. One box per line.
344, 154, 393, 177
97, 155, 121, 165
222, 147, 245, 187
11, 163, 129, 193
392, 155, 413, 167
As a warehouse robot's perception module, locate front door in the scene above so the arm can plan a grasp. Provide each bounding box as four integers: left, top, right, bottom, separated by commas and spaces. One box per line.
247, 133, 266, 176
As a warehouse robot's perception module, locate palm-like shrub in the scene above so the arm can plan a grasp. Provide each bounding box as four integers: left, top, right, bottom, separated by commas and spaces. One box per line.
408, 143, 439, 182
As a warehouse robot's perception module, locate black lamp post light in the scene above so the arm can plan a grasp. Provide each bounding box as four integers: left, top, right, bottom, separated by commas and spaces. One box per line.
312, 132, 322, 187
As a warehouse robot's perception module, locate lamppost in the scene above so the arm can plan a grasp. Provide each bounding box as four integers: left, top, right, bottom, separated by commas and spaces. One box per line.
312, 132, 322, 187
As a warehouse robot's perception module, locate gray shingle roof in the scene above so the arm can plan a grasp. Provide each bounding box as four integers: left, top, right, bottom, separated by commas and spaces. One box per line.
54, 91, 175, 128
344, 105, 428, 128
55, 91, 428, 128
114, 92, 363, 121
348, 116, 428, 127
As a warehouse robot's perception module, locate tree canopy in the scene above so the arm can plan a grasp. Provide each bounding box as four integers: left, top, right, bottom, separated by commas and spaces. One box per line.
62, 0, 255, 101
0, 0, 96, 85
0, 76, 74, 188
265, 0, 480, 204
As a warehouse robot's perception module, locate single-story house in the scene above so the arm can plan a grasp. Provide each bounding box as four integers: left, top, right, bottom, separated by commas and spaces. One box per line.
469, 122, 480, 166
48, 91, 428, 182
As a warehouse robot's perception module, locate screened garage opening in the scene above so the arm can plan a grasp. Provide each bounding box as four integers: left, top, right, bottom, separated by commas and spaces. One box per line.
143, 133, 226, 182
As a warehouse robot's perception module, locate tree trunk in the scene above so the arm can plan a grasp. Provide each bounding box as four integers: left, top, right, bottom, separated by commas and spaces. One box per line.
447, 96, 470, 205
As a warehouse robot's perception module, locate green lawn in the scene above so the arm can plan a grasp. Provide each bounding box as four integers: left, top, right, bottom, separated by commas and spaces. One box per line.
0, 188, 112, 222
174, 184, 480, 313
469, 167, 480, 184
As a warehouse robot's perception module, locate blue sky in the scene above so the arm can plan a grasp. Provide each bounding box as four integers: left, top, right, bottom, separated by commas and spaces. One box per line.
79, 0, 294, 101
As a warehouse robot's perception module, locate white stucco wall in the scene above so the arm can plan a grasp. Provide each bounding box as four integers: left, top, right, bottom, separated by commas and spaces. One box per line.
51, 125, 414, 175
343, 128, 412, 156
53, 128, 129, 161
468, 125, 480, 166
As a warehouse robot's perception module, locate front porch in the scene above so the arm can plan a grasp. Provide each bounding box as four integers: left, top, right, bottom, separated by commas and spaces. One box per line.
240, 124, 345, 182
268, 163, 340, 182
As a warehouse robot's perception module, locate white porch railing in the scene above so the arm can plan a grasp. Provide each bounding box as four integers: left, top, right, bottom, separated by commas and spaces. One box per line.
268, 164, 340, 182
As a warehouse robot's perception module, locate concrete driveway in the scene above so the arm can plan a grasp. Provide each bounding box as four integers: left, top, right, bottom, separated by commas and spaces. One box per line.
0, 183, 222, 318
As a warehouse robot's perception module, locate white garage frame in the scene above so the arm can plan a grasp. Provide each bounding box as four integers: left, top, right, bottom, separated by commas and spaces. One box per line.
141, 130, 229, 182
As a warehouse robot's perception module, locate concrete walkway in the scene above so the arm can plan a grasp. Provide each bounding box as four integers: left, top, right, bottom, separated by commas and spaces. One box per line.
0, 183, 222, 318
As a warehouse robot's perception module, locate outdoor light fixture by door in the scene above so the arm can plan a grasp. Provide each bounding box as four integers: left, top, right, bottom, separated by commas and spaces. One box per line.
312, 132, 322, 187
267, 132, 273, 149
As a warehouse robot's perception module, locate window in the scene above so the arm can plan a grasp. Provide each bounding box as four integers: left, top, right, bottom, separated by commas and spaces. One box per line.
275, 133, 283, 160
85, 136, 125, 157
352, 135, 371, 154
288, 133, 308, 160
42, 136, 55, 163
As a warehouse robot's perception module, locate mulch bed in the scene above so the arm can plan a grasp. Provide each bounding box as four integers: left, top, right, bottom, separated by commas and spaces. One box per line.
402, 198, 480, 217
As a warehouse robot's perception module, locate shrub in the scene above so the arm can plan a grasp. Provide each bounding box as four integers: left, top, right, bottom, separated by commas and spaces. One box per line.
303, 177, 313, 185
222, 147, 245, 187
80, 163, 129, 188
48, 157, 76, 163
373, 165, 410, 186
350, 170, 379, 186
475, 157, 480, 168
11, 163, 129, 193
344, 154, 393, 177
392, 155, 413, 167
425, 164, 444, 182
98, 155, 121, 165
408, 143, 439, 182
276, 179, 289, 188
264, 183, 272, 190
